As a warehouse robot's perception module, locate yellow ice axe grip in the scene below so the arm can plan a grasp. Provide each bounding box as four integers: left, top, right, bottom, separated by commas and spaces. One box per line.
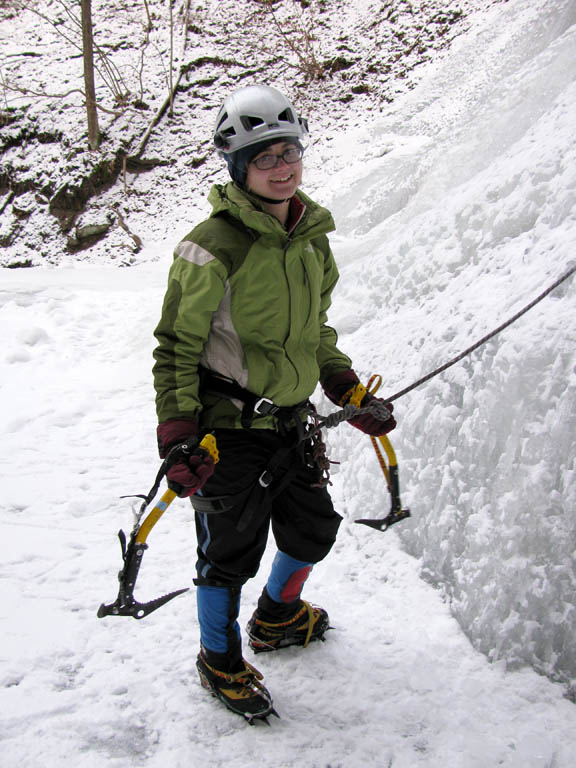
135, 434, 218, 545
348, 382, 367, 407
370, 434, 397, 488
135, 488, 178, 545
199, 433, 219, 464
343, 374, 384, 409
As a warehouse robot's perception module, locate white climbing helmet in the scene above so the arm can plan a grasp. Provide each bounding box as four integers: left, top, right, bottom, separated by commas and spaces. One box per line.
213, 84, 309, 153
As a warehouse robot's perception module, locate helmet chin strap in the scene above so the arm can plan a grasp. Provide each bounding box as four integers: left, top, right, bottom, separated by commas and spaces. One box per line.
254, 194, 289, 205
237, 183, 289, 205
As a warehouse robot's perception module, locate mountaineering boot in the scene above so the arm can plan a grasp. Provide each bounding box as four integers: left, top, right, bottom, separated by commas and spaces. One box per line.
247, 599, 330, 653
196, 650, 278, 724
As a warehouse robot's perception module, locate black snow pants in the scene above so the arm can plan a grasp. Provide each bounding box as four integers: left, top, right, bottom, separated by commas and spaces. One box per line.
192, 428, 342, 588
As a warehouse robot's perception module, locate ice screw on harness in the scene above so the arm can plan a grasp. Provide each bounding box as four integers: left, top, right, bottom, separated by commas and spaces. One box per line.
97, 434, 219, 620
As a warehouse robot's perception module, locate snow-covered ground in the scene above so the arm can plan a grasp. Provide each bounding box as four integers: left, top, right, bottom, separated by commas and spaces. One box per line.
1, 0, 576, 766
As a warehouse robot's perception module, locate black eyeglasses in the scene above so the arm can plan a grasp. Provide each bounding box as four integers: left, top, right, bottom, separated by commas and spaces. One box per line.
251, 146, 303, 171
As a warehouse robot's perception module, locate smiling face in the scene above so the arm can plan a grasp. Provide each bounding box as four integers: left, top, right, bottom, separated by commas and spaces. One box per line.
245, 141, 303, 201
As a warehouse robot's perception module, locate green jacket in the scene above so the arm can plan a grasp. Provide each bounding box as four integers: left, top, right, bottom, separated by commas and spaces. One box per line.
153, 182, 351, 430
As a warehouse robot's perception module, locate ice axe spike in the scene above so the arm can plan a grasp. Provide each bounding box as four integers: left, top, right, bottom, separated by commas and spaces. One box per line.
97, 587, 189, 620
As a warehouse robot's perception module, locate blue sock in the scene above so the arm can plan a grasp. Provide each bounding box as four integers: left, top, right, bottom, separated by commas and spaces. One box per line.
197, 585, 241, 654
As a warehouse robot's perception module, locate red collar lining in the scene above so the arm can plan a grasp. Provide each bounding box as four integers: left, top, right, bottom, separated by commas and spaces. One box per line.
287, 196, 306, 234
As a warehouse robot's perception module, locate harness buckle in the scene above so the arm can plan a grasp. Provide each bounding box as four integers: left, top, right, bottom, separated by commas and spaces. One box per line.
254, 397, 278, 416
259, 470, 274, 488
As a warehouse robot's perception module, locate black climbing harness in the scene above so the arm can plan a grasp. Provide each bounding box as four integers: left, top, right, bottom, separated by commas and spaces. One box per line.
190, 369, 337, 531
191, 369, 404, 534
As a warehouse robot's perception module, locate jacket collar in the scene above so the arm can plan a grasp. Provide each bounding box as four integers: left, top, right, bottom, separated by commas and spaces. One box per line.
208, 182, 335, 240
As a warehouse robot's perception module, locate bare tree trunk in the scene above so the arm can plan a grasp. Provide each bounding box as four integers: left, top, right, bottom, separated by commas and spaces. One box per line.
168, 0, 174, 117
81, 0, 100, 150
182, 0, 192, 56
143, 0, 153, 33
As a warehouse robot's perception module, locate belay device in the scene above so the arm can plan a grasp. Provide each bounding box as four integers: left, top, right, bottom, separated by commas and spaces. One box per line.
97, 434, 218, 620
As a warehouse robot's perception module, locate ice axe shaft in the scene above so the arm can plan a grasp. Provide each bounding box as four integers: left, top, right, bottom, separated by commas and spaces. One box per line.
355, 448, 411, 531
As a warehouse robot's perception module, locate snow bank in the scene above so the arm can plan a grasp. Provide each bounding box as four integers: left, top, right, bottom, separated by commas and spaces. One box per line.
322, 0, 576, 688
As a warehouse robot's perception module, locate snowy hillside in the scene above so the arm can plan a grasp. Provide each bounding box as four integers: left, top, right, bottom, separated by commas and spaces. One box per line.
1, 0, 576, 766
1, 0, 494, 267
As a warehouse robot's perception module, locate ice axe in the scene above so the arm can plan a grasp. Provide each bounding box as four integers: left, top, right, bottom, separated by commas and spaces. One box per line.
349, 375, 411, 532
97, 434, 218, 620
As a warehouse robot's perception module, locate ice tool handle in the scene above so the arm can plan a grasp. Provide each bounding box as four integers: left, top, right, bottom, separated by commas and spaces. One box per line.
97, 434, 219, 620
351, 375, 411, 532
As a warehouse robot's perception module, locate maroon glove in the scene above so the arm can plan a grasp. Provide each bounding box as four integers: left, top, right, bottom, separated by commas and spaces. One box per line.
349, 397, 395, 436
157, 418, 198, 458
156, 418, 215, 497
166, 451, 215, 498
322, 369, 362, 406
322, 369, 396, 437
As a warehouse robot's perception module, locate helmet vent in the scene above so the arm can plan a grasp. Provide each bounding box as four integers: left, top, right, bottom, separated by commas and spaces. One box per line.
241, 115, 266, 131
216, 112, 229, 130
278, 108, 295, 124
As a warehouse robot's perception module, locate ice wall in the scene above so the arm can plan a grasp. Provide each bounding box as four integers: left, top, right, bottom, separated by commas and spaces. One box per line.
322, 0, 576, 688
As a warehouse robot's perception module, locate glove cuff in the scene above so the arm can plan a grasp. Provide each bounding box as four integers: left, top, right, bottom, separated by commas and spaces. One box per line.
157, 418, 198, 458
322, 369, 361, 406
